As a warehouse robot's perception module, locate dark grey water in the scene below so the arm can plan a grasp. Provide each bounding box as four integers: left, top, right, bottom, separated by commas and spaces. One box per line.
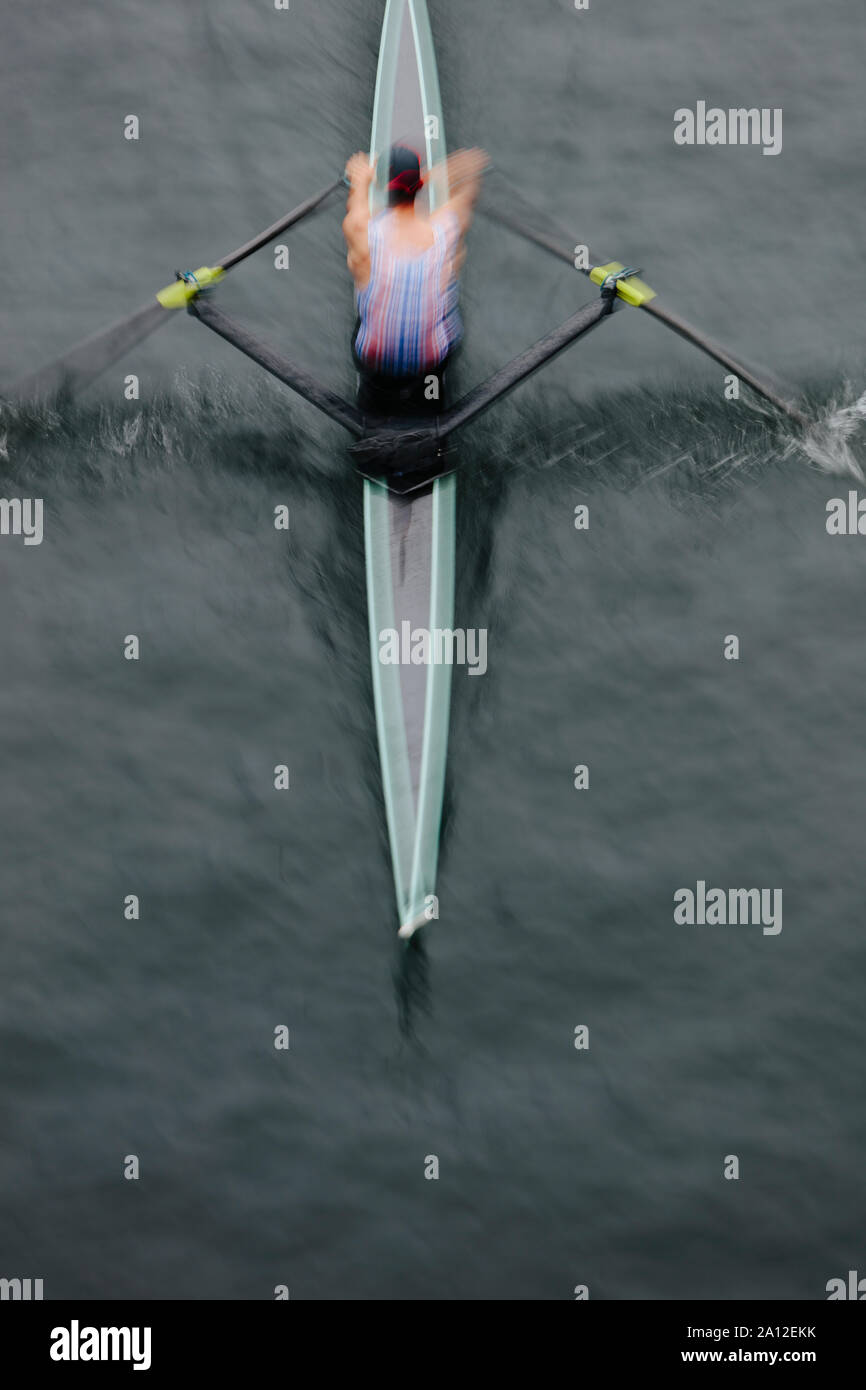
1, 0, 864, 1300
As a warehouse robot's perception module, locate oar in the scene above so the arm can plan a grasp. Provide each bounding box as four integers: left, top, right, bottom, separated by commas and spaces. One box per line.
481, 189, 809, 429
8, 179, 344, 404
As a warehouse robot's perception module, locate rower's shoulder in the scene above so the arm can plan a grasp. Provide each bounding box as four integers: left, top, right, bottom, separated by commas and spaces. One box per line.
430, 205, 459, 226
430, 205, 462, 239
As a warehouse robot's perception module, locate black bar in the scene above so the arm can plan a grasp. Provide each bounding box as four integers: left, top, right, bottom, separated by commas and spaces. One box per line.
8, 1299, 859, 1371
218, 180, 343, 271
440, 295, 616, 438
189, 297, 364, 437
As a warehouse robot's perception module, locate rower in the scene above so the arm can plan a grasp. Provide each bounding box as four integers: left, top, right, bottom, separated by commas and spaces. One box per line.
343, 144, 486, 415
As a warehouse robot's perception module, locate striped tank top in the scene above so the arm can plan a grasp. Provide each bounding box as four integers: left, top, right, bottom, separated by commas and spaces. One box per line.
355, 210, 463, 376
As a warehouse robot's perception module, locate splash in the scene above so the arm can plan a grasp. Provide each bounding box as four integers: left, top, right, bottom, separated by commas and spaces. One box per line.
788, 385, 866, 482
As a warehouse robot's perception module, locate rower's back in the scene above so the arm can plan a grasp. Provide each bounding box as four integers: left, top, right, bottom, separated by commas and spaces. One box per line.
344, 144, 486, 397
354, 202, 462, 380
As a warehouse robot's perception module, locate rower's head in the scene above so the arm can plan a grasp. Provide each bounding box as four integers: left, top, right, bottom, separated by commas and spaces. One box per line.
387, 145, 423, 206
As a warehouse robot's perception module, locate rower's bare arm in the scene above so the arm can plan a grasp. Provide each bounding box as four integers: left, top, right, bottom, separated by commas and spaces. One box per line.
342, 153, 374, 284
440, 148, 488, 236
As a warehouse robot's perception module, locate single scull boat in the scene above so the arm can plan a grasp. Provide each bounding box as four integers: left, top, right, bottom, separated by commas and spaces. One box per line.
7, 1, 810, 938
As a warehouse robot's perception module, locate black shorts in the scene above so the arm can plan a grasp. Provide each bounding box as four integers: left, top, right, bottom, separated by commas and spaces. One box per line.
353, 330, 458, 418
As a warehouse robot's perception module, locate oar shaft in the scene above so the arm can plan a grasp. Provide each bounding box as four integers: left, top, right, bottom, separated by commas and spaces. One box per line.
8, 178, 346, 403
642, 301, 810, 427
9, 300, 168, 403
218, 180, 343, 271
481, 201, 808, 427
481, 204, 576, 269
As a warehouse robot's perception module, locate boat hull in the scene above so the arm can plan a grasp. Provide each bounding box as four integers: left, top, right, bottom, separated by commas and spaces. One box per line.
363, 0, 455, 937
